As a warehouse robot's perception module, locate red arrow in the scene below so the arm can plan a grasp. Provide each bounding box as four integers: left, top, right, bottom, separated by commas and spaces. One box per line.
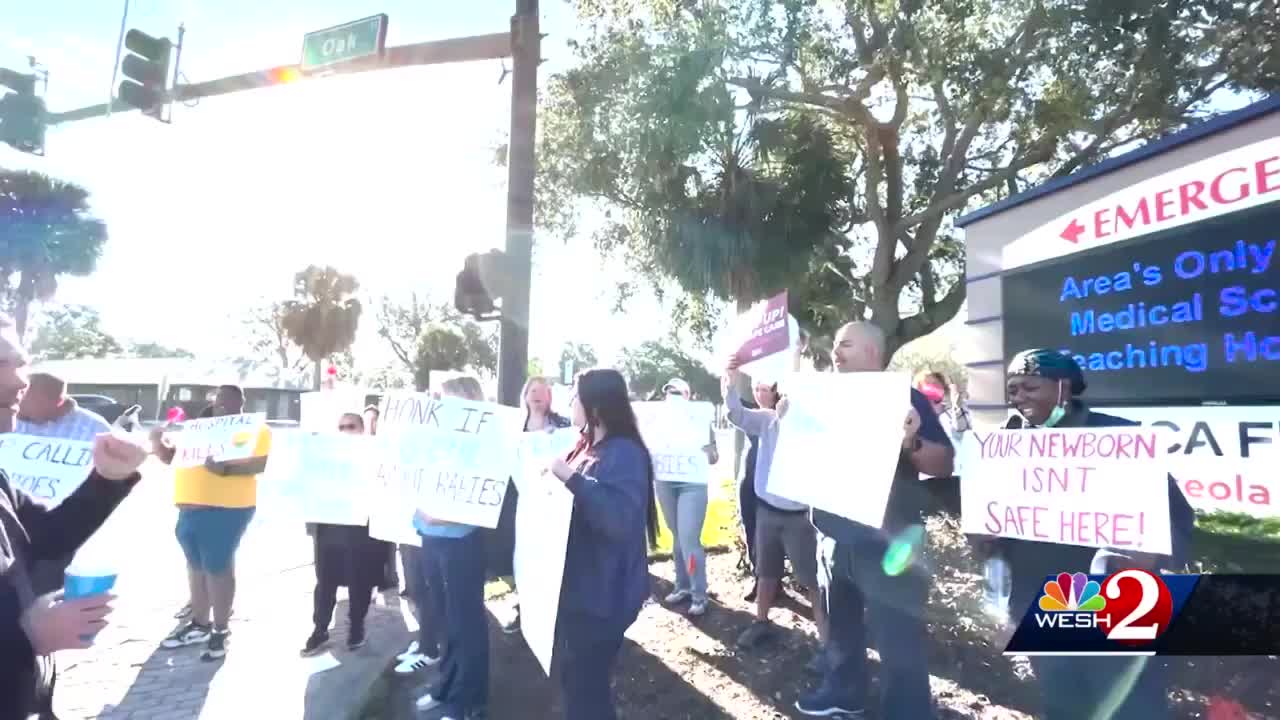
1060, 218, 1086, 244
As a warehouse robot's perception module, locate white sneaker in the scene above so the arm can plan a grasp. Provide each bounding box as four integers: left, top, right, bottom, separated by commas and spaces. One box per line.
394, 653, 441, 675
415, 693, 442, 711
687, 598, 709, 616
396, 641, 420, 662
663, 589, 691, 604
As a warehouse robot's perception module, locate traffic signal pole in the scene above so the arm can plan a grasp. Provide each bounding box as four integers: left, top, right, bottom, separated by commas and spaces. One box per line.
43, 4, 537, 407
498, 0, 538, 408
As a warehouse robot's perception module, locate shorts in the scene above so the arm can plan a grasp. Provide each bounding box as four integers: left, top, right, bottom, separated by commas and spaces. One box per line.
755, 505, 819, 588
175, 506, 255, 574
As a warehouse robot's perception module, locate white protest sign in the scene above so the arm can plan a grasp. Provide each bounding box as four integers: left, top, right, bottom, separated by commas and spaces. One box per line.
513, 429, 581, 675
968, 406, 1278, 519
300, 390, 367, 433
632, 400, 714, 484
368, 392, 521, 543
768, 372, 910, 529
515, 428, 582, 492
272, 432, 374, 526
172, 413, 267, 468
960, 428, 1173, 554
0, 434, 94, 506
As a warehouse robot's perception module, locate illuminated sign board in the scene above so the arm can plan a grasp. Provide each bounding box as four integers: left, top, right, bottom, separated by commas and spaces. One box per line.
1001, 200, 1280, 406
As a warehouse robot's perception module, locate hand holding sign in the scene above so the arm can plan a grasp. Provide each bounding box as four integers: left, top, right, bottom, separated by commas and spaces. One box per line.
549, 457, 574, 483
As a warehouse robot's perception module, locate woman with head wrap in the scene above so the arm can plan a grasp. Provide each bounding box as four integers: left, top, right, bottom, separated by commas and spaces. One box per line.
983, 348, 1195, 720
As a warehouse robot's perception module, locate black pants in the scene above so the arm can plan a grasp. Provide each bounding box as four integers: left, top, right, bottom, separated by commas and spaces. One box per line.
422, 532, 489, 715
313, 577, 374, 633
556, 611, 629, 720
739, 474, 758, 573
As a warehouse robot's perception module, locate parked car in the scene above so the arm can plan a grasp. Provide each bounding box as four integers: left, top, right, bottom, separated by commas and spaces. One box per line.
70, 394, 127, 424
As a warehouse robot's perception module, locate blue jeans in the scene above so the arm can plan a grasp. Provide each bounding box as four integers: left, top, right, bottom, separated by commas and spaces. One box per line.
655, 482, 708, 602
421, 532, 488, 714
819, 538, 934, 719
1032, 656, 1170, 720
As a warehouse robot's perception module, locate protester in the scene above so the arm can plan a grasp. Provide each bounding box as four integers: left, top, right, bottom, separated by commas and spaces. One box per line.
497, 376, 573, 635
722, 361, 825, 655
301, 413, 394, 655
0, 311, 150, 720
654, 377, 718, 616
550, 368, 656, 720
15, 373, 115, 596
798, 321, 954, 718
987, 348, 1194, 720
152, 385, 271, 661
16, 373, 111, 441
415, 377, 490, 720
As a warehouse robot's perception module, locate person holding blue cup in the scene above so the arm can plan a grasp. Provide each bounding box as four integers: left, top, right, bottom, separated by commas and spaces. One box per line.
0, 309, 151, 720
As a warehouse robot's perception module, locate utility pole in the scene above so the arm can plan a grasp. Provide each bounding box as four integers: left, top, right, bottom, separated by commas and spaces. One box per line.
498, 0, 538, 408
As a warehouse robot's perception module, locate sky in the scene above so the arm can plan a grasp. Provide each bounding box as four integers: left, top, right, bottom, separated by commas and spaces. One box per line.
1, 0, 693, 378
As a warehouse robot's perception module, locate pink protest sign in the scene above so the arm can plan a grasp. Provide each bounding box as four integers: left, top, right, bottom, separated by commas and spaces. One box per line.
733, 291, 791, 371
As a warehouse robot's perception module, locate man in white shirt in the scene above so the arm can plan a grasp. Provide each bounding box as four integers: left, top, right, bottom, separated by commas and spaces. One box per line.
16, 373, 111, 442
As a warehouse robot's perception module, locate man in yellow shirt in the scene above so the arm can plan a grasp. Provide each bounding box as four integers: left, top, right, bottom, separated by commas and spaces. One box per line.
150, 385, 270, 661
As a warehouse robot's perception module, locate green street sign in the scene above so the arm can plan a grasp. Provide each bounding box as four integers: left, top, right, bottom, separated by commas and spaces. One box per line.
301, 14, 389, 72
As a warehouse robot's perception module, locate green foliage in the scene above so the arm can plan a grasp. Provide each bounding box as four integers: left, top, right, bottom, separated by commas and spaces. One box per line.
235, 299, 308, 380
0, 170, 108, 337
127, 342, 195, 359
558, 342, 599, 379
376, 294, 497, 390
280, 265, 363, 368
619, 340, 721, 403
29, 304, 122, 361
542, 0, 1275, 357
414, 325, 470, 392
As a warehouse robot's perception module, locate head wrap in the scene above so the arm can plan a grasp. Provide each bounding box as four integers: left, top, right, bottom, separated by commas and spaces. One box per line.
1007, 348, 1087, 395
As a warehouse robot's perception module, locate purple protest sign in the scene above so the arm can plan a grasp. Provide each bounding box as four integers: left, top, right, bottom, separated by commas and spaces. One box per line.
734, 291, 791, 369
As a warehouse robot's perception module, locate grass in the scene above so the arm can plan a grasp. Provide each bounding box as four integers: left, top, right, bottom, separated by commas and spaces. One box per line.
650, 468, 742, 557
1190, 510, 1280, 574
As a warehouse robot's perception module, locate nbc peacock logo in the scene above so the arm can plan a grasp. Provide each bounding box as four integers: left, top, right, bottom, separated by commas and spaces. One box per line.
1033, 572, 1109, 631
1039, 572, 1107, 612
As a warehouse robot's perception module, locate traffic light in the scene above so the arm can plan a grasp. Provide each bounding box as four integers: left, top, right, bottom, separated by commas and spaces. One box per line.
454, 250, 513, 321
119, 29, 172, 116
0, 68, 45, 155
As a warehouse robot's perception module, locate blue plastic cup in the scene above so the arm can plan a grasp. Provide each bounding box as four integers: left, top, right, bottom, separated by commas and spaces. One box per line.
63, 572, 117, 641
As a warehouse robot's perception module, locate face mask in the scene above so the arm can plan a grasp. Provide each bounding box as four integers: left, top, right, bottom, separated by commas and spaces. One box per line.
1042, 381, 1068, 428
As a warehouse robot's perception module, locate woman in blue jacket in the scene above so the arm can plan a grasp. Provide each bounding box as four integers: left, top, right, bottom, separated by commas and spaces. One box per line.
549, 368, 657, 720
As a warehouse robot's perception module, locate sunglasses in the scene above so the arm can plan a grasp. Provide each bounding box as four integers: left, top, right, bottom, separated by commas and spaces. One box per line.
338, 424, 360, 432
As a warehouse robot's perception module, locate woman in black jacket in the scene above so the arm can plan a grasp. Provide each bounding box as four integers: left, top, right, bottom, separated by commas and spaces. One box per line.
986, 348, 1194, 720
300, 413, 394, 655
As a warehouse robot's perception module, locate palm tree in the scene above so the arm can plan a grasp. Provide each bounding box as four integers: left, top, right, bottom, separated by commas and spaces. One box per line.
280, 265, 362, 389
0, 170, 108, 338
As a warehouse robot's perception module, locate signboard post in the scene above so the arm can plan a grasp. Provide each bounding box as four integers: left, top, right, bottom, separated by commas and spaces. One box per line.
300, 15, 389, 73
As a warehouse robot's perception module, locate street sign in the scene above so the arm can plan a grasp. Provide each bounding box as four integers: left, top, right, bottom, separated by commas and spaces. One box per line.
301, 14, 389, 72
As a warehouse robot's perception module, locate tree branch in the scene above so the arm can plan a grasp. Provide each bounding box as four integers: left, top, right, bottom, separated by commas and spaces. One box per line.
897, 278, 965, 348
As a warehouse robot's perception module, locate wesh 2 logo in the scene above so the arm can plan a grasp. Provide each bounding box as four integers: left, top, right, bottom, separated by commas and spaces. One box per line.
1034, 570, 1174, 644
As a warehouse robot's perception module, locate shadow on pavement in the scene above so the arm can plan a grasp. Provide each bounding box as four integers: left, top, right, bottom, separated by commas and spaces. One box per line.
304, 592, 412, 720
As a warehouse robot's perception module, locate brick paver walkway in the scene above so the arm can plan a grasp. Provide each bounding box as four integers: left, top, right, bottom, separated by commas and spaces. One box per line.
50, 462, 412, 720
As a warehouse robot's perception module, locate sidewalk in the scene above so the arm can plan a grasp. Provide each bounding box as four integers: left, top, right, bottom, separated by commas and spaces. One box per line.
50, 465, 413, 720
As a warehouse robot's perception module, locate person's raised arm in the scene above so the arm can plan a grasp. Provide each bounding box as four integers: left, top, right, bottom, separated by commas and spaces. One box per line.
552, 443, 646, 543
17, 433, 146, 565
722, 362, 776, 436
905, 390, 954, 479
